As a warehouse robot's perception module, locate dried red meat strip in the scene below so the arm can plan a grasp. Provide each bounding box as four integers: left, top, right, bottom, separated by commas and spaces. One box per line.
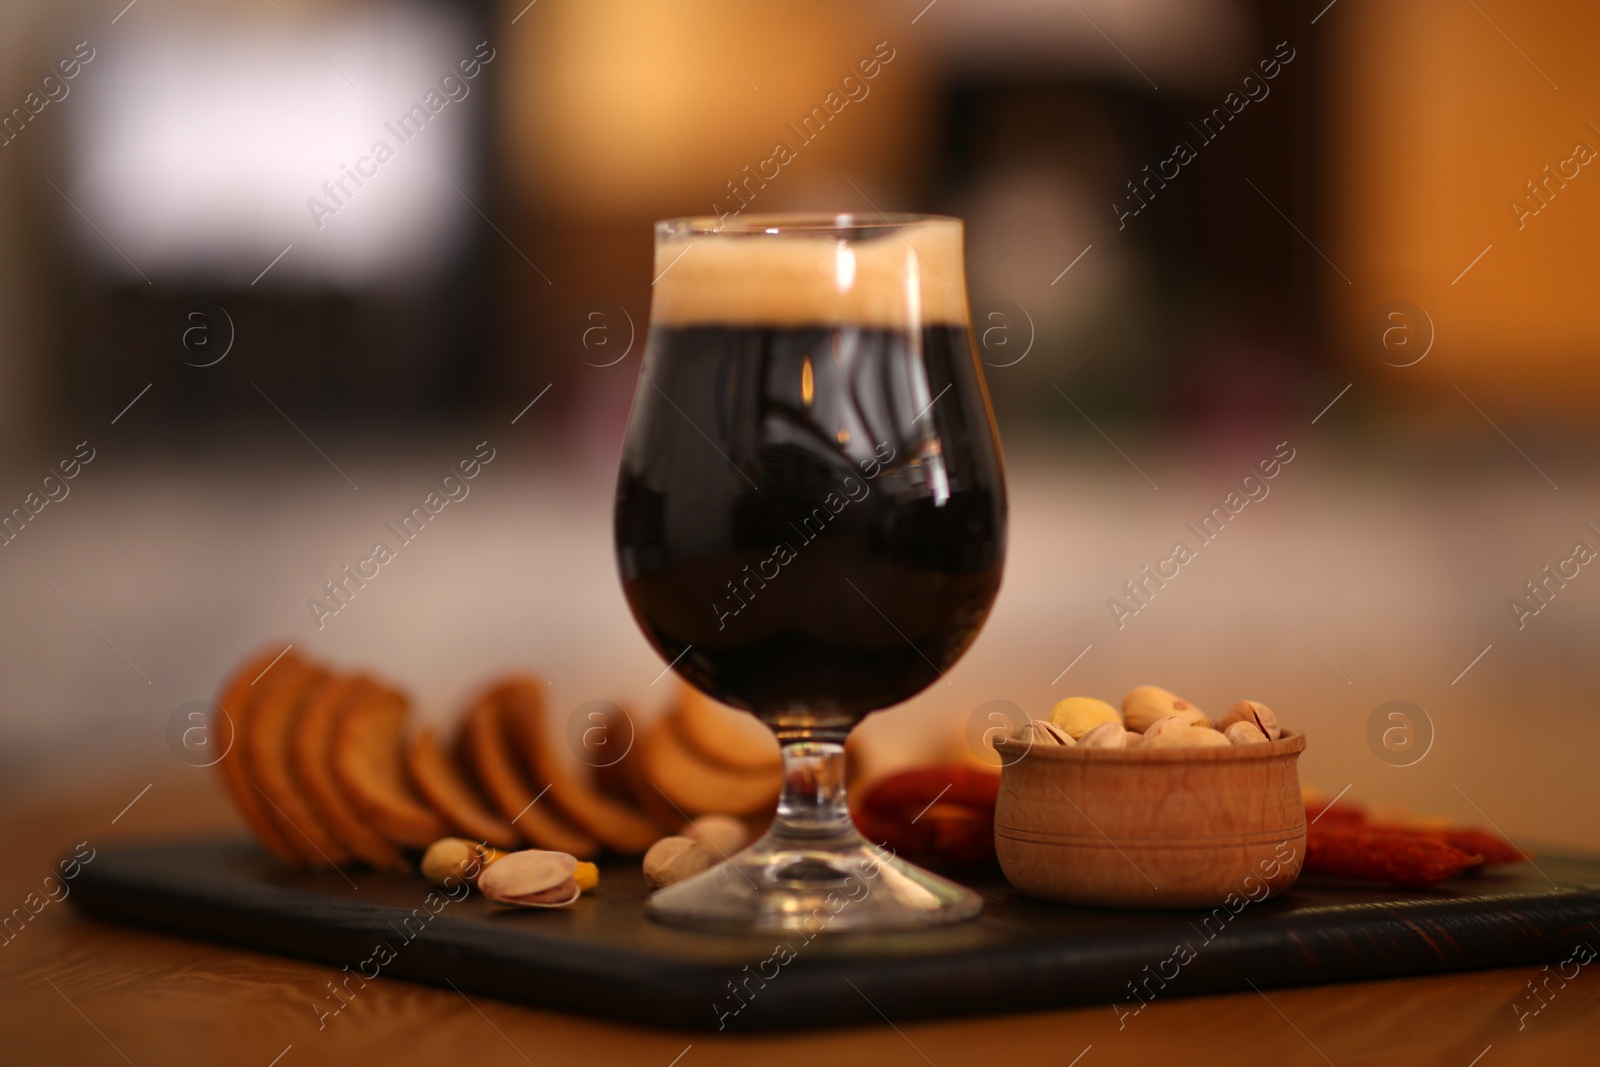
859, 764, 1000, 821
1305, 825, 1481, 887
1429, 827, 1529, 866
852, 764, 1001, 866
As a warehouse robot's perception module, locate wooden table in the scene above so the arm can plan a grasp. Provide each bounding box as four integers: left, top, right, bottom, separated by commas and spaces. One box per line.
1, 764, 1593, 1067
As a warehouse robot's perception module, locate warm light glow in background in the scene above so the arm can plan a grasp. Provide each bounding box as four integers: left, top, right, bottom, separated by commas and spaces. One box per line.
1331, 1, 1600, 411
0, 0, 1596, 851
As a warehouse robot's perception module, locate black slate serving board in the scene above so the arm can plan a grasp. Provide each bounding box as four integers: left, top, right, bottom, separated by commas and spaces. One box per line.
71, 838, 1599, 1032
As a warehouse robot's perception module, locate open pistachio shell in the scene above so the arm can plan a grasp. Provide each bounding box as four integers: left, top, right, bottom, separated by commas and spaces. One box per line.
478, 849, 581, 907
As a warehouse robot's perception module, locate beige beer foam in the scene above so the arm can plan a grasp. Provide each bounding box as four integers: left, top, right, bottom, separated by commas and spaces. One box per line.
651, 221, 969, 328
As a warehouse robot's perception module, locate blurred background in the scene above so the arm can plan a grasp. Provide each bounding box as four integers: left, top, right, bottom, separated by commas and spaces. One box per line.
1, 0, 1597, 849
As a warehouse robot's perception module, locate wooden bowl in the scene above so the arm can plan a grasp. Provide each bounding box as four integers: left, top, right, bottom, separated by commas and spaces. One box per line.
994, 730, 1307, 908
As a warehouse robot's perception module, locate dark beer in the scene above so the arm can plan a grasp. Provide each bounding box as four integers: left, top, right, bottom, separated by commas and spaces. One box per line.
615, 318, 1005, 734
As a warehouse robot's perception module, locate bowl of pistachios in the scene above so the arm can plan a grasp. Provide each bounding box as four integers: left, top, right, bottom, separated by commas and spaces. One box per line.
993, 686, 1306, 909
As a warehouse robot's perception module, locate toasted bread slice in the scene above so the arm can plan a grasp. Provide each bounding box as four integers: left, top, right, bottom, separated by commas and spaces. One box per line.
408, 723, 520, 850
497, 679, 661, 854
676, 685, 781, 772
460, 691, 597, 858
624, 731, 694, 832
589, 705, 637, 802
590, 706, 680, 834
331, 682, 446, 849
640, 710, 782, 817
294, 675, 406, 870
214, 645, 309, 865
247, 661, 351, 865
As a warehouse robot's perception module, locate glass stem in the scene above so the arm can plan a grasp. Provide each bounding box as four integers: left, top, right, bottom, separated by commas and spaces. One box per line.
774, 741, 855, 841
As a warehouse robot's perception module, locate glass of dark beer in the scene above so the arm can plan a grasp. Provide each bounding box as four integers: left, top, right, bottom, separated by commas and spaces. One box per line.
615, 213, 1007, 932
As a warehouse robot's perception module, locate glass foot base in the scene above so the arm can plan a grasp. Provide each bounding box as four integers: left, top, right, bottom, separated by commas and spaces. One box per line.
644, 822, 983, 934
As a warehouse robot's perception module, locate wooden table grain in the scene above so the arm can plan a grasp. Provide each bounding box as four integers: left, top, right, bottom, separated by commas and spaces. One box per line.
1, 764, 1594, 1067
